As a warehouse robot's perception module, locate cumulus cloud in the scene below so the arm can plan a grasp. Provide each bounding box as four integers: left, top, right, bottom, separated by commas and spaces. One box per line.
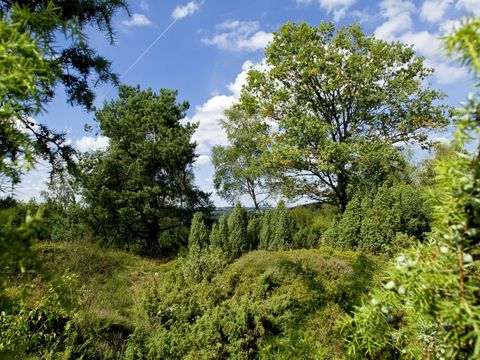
399, 30, 441, 57
425, 59, 468, 84
172, 1, 200, 20
439, 18, 462, 34
456, 0, 480, 16
420, 0, 453, 23
15, 160, 50, 201
194, 154, 210, 166
374, 0, 415, 40
121, 13, 152, 27
75, 136, 110, 152
295, 0, 357, 21
202, 20, 273, 52
373, 0, 468, 85
186, 60, 263, 153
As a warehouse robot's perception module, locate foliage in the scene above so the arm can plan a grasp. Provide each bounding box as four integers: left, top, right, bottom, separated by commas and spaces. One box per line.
79, 85, 212, 255
188, 212, 210, 254
0, 4, 63, 189
125, 249, 382, 360
210, 213, 229, 251
270, 201, 297, 250
247, 211, 263, 250
227, 202, 249, 259
0, 272, 85, 359
1, 0, 129, 110
0, 1, 128, 189
325, 182, 431, 254
259, 209, 274, 250
238, 21, 448, 212
0, 206, 42, 292
343, 16, 480, 359
212, 107, 280, 210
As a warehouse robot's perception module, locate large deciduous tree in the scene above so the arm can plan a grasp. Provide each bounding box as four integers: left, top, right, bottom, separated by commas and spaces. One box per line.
238, 22, 448, 213
80, 85, 212, 255
212, 107, 280, 210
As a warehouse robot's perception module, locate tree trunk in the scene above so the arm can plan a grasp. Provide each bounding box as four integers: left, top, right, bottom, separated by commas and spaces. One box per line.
337, 174, 348, 215
146, 221, 161, 256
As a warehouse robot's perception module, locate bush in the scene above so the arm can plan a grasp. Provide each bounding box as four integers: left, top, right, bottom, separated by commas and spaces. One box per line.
188, 212, 210, 253
325, 182, 431, 254
125, 249, 382, 360
227, 203, 249, 259
270, 201, 297, 250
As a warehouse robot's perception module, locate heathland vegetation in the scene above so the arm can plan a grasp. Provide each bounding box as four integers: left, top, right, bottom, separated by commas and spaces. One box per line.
1, 1, 480, 359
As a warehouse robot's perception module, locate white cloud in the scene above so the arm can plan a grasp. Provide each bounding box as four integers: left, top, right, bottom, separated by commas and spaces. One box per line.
374, 0, 415, 40
421, 0, 453, 23
188, 95, 233, 153
15, 160, 50, 201
295, 0, 356, 21
399, 30, 441, 56
425, 59, 468, 84
194, 154, 210, 166
172, 1, 200, 20
439, 18, 462, 34
186, 60, 263, 153
320, 0, 357, 21
75, 136, 110, 152
456, 0, 480, 16
202, 20, 273, 52
121, 13, 152, 27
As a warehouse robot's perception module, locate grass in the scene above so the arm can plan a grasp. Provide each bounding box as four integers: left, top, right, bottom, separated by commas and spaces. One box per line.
2, 242, 385, 359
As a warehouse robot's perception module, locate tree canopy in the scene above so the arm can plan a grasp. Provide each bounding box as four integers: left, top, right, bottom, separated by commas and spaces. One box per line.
238, 22, 448, 212
212, 107, 280, 210
80, 85, 212, 255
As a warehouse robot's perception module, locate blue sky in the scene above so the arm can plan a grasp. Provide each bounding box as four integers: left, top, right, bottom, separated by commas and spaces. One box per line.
18, 0, 480, 205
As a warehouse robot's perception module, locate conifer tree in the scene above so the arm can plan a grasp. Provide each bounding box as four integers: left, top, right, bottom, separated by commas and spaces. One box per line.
188, 212, 209, 254
247, 212, 262, 250
209, 223, 221, 250
227, 203, 248, 259
259, 209, 274, 250
271, 201, 297, 250
335, 195, 364, 249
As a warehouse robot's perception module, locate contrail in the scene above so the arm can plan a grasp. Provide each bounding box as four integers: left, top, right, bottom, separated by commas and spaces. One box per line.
101, 17, 179, 99
120, 17, 179, 80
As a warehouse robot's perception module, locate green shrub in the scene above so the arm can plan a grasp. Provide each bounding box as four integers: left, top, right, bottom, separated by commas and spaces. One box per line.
259, 210, 274, 250
325, 182, 430, 254
270, 201, 297, 250
227, 203, 249, 259
292, 225, 322, 249
125, 249, 382, 360
188, 212, 210, 253
343, 18, 480, 358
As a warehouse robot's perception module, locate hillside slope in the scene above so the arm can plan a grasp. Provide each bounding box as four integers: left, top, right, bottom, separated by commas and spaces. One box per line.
1, 243, 383, 359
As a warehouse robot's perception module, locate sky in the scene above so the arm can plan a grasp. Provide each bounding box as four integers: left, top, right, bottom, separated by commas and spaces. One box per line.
16, 0, 480, 206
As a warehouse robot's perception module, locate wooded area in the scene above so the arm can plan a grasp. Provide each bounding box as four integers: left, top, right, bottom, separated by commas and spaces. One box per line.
1, 1, 479, 359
